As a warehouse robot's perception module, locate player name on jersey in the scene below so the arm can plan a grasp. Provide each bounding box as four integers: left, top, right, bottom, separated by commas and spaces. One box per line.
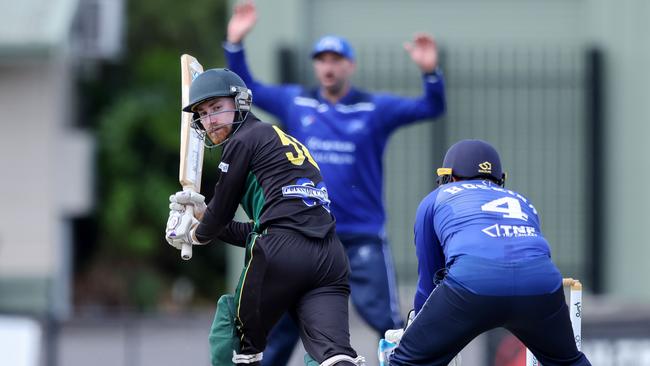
443, 181, 538, 215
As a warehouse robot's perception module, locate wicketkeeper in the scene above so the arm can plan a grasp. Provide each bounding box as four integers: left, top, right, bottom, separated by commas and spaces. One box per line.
165, 68, 363, 366
383, 139, 591, 366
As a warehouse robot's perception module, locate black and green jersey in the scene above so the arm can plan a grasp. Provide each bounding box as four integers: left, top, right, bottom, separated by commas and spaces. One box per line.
196, 114, 335, 244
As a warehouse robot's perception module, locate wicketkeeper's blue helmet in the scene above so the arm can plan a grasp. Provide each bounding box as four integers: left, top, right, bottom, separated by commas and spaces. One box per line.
436, 139, 506, 186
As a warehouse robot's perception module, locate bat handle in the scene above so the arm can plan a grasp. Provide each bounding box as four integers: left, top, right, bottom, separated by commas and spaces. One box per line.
181, 243, 193, 260
180, 203, 195, 260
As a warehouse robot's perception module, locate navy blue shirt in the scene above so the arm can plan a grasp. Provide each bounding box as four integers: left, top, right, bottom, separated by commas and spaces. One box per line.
413, 180, 560, 312
225, 43, 446, 236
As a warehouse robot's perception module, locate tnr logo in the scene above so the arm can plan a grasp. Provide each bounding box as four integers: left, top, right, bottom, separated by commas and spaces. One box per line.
481, 224, 537, 238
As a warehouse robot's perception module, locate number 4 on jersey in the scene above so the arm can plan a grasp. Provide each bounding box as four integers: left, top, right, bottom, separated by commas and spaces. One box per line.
481, 197, 529, 221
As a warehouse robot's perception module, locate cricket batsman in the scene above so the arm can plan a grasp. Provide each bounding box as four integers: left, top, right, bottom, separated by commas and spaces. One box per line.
165, 68, 364, 366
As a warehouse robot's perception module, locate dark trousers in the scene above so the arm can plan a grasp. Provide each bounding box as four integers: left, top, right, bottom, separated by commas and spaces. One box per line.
263, 234, 403, 366
389, 280, 591, 366
235, 229, 357, 363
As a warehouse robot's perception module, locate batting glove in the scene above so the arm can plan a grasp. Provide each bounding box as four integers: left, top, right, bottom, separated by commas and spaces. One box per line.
169, 190, 207, 219
165, 191, 208, 250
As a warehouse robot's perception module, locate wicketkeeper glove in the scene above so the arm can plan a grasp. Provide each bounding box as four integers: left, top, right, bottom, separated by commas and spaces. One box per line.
165, 191, 208, 250
384, 309, 416, 344
380, 309, 461, 366
379, 309, 414, 365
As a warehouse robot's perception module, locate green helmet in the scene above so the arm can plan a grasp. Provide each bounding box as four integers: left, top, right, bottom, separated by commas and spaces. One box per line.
182, 68, 252, 114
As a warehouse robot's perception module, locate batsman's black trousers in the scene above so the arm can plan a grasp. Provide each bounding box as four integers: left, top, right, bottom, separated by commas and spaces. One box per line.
389, 277, 591, 366
235, 228, 357, 363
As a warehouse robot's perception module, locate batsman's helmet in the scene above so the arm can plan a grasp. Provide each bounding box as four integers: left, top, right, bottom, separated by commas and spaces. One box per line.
182, 68, 252, 114
436, 139, 506, 186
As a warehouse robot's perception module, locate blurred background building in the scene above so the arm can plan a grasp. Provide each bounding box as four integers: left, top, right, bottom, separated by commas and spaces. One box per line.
0, 0, 122, 319
1, 0, 649, 365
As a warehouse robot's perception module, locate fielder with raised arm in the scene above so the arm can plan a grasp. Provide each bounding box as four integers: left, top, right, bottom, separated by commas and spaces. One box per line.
383, 140, 591, 366
165, 68, 363, 366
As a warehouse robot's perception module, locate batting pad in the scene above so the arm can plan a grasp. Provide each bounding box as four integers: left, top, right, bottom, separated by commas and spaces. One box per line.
209, 294, 240, 366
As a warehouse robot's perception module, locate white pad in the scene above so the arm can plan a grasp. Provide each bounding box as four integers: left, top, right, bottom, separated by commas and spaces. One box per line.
232, 351, 263, 364
320, 354, 366, 366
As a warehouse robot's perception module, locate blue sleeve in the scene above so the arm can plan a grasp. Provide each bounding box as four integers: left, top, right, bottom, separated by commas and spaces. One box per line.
374, 70, 446, 134
413, 190, 446, 314
223, 42, 301, 125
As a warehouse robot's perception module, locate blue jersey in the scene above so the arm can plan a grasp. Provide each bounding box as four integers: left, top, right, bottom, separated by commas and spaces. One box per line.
413, 180, 556, 311
225, 44, 446, 235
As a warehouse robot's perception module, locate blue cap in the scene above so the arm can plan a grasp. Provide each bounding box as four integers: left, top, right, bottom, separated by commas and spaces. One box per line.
437, 139, 505, 184
311, 35, 355, 60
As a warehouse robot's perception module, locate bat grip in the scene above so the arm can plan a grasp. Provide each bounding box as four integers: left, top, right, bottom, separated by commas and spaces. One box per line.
180, 205, 194, 260
181, 243, 193, 260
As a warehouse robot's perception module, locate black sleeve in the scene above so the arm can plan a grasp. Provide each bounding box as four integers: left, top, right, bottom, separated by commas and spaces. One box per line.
217, 220, 254, 247
195, 139, 254, 242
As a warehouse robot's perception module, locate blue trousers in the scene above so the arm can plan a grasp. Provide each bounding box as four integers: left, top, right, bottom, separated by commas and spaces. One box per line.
262, 234, 403, 366
389, 278, 591, 366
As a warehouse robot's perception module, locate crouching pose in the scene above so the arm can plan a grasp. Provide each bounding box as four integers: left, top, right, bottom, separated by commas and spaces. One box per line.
165, 68, 364, 366
384, 139, 591, 366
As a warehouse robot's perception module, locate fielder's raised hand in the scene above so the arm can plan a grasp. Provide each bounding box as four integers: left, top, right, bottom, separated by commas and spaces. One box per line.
227, 0, 258, 44
403, 32, 439, 74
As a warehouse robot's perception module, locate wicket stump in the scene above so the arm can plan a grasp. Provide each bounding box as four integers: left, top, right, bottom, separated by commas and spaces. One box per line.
525, 278, 583, 366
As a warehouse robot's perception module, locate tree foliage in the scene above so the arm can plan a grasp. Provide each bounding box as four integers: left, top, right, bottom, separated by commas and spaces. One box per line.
79, 0, 230, 310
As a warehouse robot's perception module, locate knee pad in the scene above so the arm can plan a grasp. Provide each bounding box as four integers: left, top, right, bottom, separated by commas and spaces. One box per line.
208, 294, 241, 366
305, 353, 366, 366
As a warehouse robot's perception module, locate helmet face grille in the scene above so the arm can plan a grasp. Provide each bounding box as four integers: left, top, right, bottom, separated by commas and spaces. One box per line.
233, 86, 252, 112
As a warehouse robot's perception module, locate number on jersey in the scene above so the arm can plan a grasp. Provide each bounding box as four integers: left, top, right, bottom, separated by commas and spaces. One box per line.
272, 125, 319, 169
481, 197, 528, 221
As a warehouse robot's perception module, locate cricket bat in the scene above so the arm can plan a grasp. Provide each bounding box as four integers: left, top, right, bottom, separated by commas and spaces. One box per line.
178, 54, 205, 260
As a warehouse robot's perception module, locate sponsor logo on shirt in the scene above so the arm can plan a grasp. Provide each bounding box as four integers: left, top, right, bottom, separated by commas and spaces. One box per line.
306, 137, 356, 165
312, 152, 355, 165
481, 224, 538, 238
218, 162, 229, 173
282, 178, 331, 212
307, 137, 356, 152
